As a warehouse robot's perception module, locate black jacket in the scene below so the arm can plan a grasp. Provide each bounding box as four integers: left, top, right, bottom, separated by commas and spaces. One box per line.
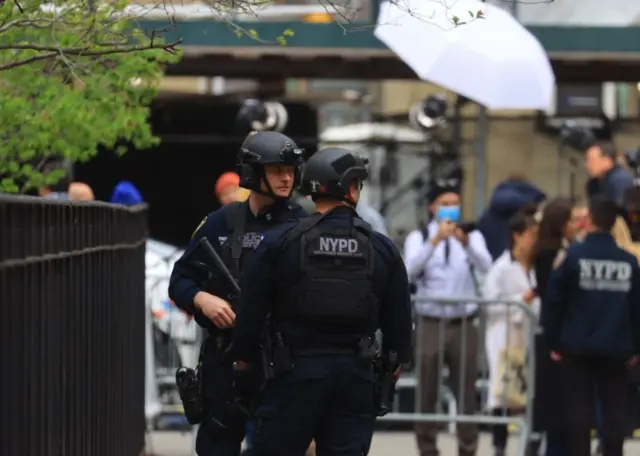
545, 232, 640, 356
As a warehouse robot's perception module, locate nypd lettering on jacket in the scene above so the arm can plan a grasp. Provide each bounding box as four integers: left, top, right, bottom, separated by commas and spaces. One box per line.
311, 236, 365, 258
579, 259, 632, 292
218, 233, 263, 249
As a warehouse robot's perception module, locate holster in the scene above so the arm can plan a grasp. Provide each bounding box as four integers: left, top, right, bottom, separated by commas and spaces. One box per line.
175, 340, 209, 425
373, 351, 399, 417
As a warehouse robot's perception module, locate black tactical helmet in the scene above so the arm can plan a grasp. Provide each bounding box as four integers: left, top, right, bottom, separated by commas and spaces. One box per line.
237, 131, 305, 198
300, 147, 369, 204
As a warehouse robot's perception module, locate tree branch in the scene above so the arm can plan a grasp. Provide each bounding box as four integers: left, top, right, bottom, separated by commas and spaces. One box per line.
0, 39, 182, 72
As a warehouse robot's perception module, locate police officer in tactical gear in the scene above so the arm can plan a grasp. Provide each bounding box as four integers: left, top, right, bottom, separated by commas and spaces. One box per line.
230, 147, 413, 456
169, 131, 308, 456
545, 196, 640, 456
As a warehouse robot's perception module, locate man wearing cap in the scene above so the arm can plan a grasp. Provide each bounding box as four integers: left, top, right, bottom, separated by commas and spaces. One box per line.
403, 183, 492, 456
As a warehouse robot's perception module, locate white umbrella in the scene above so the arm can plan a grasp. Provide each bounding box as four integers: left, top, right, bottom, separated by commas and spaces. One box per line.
374, 0, 555, 110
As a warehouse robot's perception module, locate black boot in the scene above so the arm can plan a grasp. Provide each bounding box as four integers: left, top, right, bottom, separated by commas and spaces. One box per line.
494, 448, 505, 456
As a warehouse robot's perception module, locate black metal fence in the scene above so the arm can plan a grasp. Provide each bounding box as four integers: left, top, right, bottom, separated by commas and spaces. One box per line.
0, 195, 148, 456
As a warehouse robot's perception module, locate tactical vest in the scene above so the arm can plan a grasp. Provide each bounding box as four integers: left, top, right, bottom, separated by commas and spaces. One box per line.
276, 211, 378, 347
219, 201, 297, 282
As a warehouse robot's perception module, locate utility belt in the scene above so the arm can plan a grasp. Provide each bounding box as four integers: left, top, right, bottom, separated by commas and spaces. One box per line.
261, 333, 379, 381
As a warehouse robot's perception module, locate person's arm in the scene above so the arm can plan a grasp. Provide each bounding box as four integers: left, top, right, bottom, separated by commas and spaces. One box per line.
230, 232, 280, 362
465, 230, 493, 273
403, 230, 436, 280
168, 212, 224, 315
544, 252, 571, 351
482, 262, 519, 317
378, 239, 413, 364
609, 169, 634, 207
629, 260, 640, 354
534, 248, 556, 301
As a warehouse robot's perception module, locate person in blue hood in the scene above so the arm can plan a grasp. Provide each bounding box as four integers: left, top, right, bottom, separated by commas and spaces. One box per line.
477, 175, 546, 260
110, 181, 144, 206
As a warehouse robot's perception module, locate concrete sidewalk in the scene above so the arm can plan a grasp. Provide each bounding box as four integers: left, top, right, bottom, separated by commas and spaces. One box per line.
149, 430, 640, 456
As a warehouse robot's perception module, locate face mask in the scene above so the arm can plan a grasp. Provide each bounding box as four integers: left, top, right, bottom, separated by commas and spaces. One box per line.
436, 205, 461, 223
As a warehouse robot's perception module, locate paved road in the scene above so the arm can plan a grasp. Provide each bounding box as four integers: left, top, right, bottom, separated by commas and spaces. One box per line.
147, 430, 640, 456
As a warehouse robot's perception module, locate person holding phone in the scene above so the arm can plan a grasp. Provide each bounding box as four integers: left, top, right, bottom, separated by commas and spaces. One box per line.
404, 184, 492, 456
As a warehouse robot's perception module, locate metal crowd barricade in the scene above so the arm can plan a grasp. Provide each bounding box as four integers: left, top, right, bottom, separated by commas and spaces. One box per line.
381, 296, 540, 456
145, 244, 200, 430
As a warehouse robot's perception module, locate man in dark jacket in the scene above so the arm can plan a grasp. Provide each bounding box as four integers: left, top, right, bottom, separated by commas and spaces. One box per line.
477, 176, 546, 260
545, 196, 640, 456
585, 142, 634, 208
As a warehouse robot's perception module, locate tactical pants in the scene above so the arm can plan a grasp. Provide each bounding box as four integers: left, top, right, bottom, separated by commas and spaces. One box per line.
414, 317, 479, 456
563, 354, 628, 456
252, 355, 376, 456
196, 354, 247, 456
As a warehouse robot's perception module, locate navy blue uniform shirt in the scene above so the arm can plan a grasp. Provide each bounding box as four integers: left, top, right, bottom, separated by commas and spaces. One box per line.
230, 206, 413, 364
168, 200, 307, 335
545, 232, 640, 356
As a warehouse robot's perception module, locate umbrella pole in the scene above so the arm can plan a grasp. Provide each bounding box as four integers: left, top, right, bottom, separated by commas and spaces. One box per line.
474, 105, 489, 218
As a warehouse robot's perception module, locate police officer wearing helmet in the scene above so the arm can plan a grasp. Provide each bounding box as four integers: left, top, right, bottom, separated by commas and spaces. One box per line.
230, 147, 413, 456
168, 131, 308, 456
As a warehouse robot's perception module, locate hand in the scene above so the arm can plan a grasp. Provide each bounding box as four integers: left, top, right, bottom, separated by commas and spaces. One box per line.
627, 355, 640, 369
433, 220, 456, 243
522, 289, 537, 304
550, 351, 562, 362
454, 227, 469, 246
194, 292, 236, 328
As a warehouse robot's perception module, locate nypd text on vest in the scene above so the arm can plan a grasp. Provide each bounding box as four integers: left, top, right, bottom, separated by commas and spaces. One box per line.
312, 236, 364, 257
579, 259, 632, 292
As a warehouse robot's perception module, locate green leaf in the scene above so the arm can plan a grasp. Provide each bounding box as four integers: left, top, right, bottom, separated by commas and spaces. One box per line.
0, 0, 171, 193
452, 16, 460, 25
0, 178, 19, 194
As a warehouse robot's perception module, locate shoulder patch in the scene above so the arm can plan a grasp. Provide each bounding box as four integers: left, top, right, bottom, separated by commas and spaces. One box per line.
553, 249, 567, 270
191, 216, 208, 239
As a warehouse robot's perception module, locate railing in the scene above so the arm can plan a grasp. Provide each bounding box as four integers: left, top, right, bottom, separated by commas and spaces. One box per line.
0, 195, 148, 456
382, 297, 540, 456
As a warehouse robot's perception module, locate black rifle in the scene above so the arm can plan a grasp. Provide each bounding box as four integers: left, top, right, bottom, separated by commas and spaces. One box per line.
198, 237, 240, 296
175, 238, 241, 424
198, 237, 276, 381
373, 350, 400, 417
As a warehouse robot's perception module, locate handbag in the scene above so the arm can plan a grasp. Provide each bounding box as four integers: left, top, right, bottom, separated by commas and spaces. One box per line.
492, 322, 528, 410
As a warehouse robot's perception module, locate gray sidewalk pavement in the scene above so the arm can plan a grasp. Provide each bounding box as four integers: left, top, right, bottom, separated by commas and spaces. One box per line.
148, 430, 640, 456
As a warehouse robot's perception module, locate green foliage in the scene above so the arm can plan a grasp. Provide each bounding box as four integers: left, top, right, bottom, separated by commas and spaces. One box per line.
451, 8, 484, 26
233, 25, 295, 46
0, 0, 181, 193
